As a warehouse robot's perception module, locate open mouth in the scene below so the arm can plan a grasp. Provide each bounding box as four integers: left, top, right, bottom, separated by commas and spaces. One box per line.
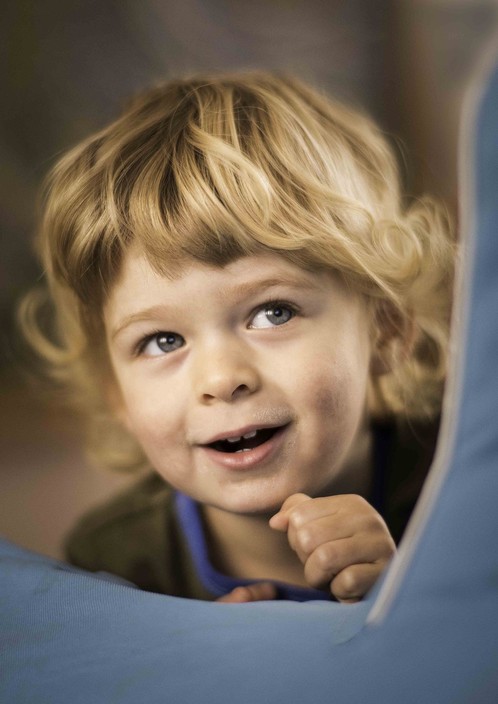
207, 426, 285, 454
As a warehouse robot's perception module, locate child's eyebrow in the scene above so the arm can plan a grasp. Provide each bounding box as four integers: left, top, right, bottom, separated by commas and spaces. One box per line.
220, 275, 320, 301
109, 307, 172, 340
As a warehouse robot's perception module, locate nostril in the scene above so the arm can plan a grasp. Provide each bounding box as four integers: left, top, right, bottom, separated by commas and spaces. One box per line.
201, 384, 251, 403
232, 383, 250, 398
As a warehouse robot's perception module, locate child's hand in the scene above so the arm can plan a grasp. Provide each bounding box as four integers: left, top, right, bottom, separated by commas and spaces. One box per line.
216, 582, 277, 603
269, 493, 396, 603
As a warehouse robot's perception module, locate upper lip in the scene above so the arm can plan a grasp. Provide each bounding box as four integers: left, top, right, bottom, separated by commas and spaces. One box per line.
199, 422, 289, 446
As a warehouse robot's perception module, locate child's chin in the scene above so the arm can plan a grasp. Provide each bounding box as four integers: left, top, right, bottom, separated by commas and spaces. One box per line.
216, 494, 287, 518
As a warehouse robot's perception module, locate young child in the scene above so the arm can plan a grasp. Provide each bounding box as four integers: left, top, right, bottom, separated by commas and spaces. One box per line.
21, 72, 454, 604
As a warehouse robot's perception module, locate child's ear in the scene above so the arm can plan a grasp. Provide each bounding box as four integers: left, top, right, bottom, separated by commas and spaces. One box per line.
370, 301, 416, 376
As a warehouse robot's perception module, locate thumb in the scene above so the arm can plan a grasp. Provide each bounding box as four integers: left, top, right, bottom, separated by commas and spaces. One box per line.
269, 493, 312, 531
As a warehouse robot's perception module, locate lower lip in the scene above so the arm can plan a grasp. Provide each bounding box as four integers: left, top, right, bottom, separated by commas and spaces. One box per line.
199, 425, 289, 471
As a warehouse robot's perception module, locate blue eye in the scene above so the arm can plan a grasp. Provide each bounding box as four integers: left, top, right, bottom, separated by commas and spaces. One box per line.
250, 303, 295, 329
140, 332, 185, 357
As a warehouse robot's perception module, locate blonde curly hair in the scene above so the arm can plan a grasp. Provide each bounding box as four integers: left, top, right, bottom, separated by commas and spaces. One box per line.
20, 71, 454, 472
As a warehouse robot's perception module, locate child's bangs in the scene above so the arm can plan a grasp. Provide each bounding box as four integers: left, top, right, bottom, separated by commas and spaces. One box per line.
71, 73, 409, 302
119, 119, 331, 277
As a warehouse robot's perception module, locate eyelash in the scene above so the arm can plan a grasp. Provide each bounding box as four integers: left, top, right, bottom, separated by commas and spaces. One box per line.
133, 299, 299, 357
134, 330, 182, 357
248, 299, 298, 327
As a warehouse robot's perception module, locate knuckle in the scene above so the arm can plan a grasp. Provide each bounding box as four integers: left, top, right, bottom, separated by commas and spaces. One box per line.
336, 568, 360, 597
295, 525, 316, 554
287, 510, 305, 532
314, 542, 336, 572
339, 567, 359, 596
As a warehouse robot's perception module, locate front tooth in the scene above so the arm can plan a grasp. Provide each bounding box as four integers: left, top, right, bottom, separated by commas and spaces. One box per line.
242, 430, 257, 440
227, 436, 242, 443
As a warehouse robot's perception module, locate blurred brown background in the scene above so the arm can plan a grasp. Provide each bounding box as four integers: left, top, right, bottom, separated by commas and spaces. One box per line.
1, 0, 497, 559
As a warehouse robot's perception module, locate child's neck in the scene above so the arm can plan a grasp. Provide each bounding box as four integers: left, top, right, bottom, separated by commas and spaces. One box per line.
202, 503, 309, 587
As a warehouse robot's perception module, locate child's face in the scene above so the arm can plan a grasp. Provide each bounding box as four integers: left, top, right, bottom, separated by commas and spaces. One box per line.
105, 251, 373, 515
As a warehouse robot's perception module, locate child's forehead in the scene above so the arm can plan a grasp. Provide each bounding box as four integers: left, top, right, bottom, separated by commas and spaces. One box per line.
107, 249, 350, 315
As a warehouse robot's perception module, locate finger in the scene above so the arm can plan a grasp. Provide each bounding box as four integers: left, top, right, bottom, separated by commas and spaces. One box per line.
285, 514, 353, 563
216, 582, 277, 603
272, 494, 376, 540
269, 493, 311, 531
288, 506, 394, 563
331, 562, 388, 603
304, 534, 394, 589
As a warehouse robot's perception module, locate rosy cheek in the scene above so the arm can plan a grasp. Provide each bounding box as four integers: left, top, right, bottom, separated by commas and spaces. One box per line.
306, 363, 352, 409
312, 382, 345, 417
305, 365, 367, 435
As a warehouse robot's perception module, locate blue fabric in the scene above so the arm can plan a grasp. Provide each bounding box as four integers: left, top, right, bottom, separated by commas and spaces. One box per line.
0, 538, 370, 703
2, 47, 498, 703
175, 491, 331, 601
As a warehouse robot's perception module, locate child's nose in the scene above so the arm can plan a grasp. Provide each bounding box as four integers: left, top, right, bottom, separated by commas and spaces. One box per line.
192, 338, 261, 404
